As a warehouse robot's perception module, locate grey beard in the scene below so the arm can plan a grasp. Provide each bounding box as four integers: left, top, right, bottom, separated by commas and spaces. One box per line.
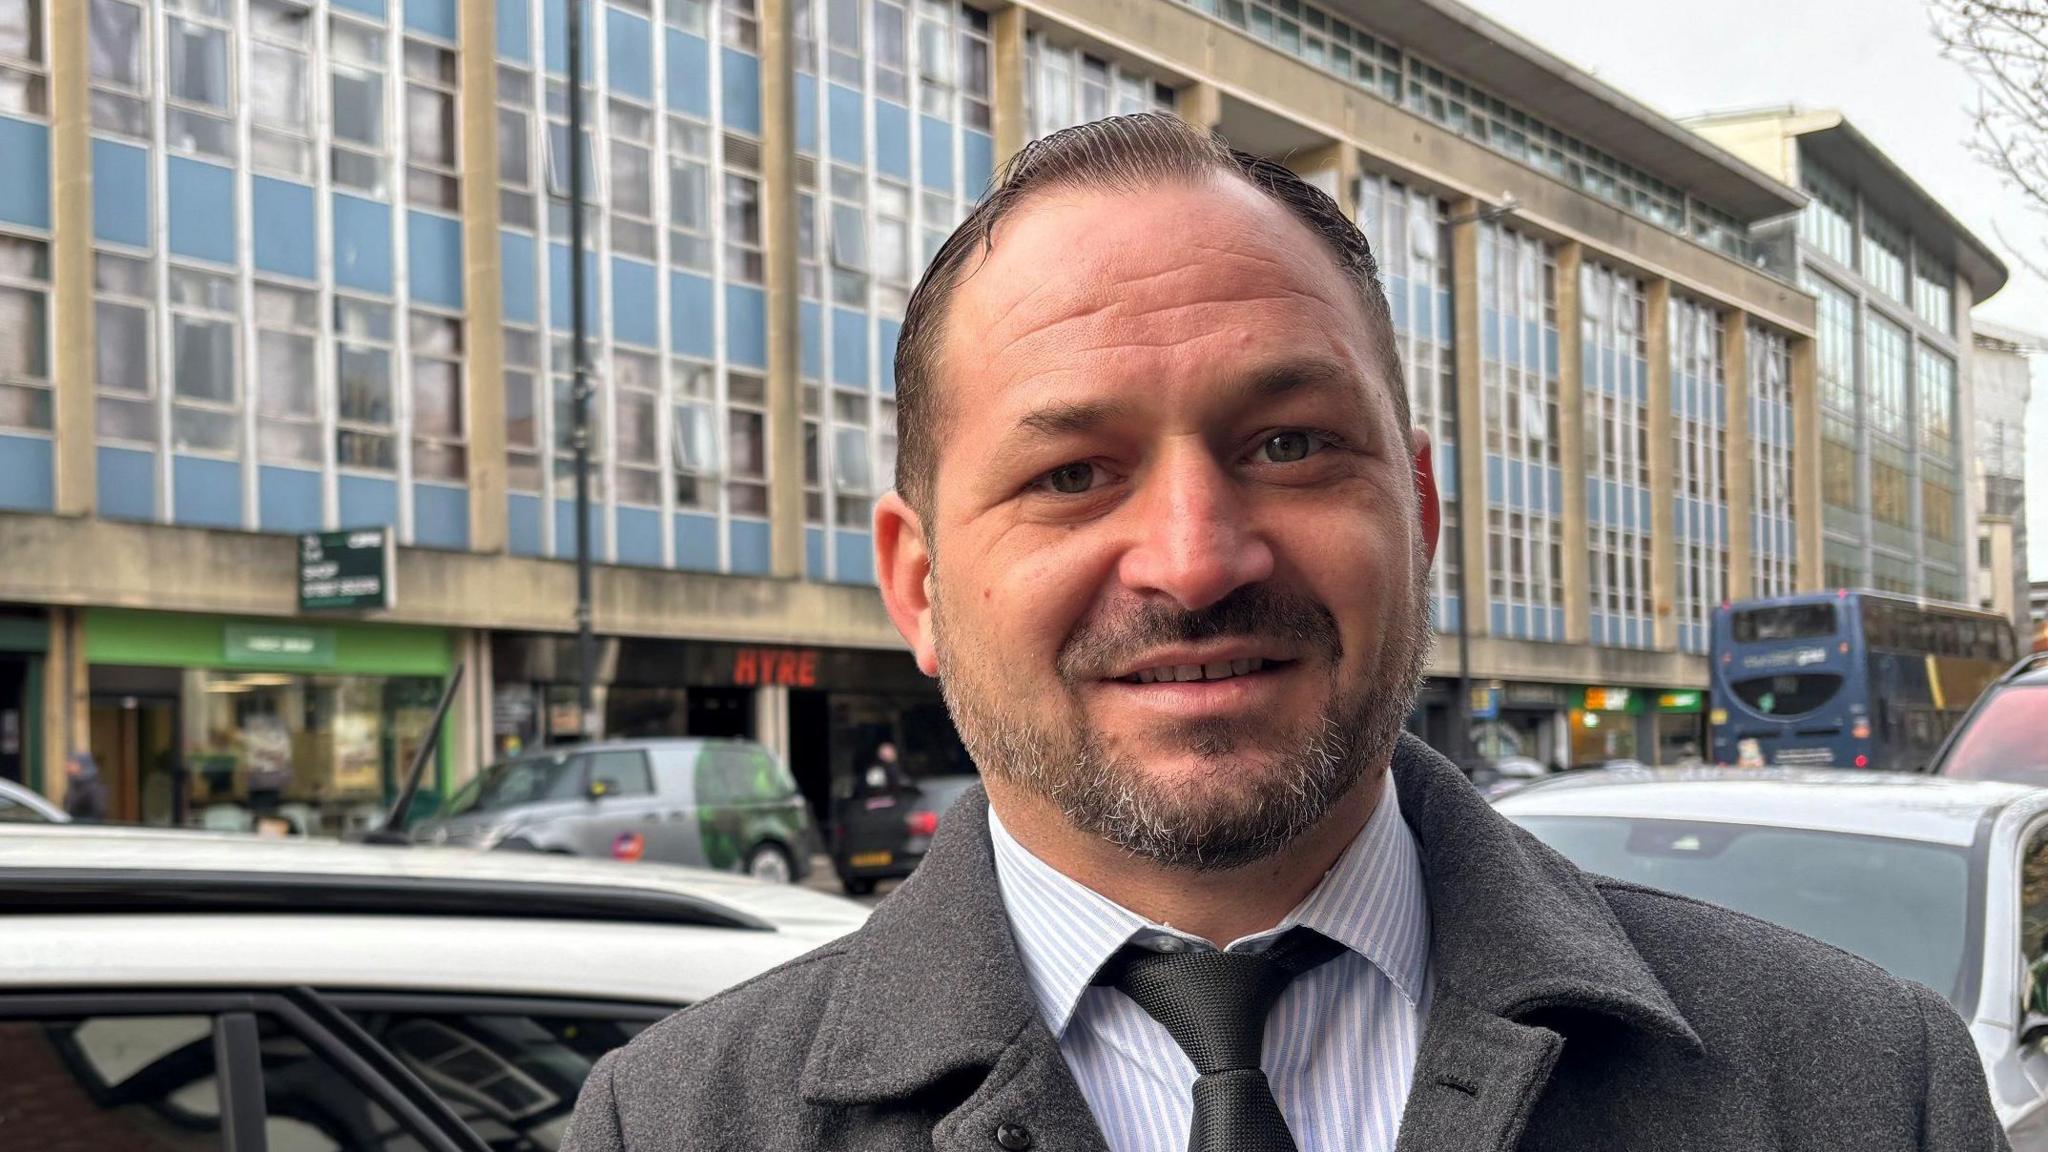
934, 585, 1432, 874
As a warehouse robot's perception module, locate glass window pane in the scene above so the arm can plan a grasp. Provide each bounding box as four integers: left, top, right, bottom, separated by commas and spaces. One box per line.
728, 408, 764, 477
0, 284, 48, 380
406, 84, 455, 166
258, 331, 317, 416
171, 314, 234, 402
498, 108, 529, 184
90, 0, 145, 89
167, 18, 230, 109
251, 41, 307, 131
0, 0, 42, 62
250, 0, 312, 44
95, 299, 150, 394
258, 1013, 428, 1151
611, 141, 651, 218
337, 344, 392, 423
333, 67, 385, 148
413, 356, 461, 437
0, 1015, 225, 1148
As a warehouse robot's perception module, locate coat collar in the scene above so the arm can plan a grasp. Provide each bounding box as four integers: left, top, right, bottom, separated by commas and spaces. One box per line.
798, 731, 1699, 1110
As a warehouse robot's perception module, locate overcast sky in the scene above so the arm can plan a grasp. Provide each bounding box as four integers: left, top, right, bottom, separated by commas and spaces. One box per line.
1459, 0, 2048, 577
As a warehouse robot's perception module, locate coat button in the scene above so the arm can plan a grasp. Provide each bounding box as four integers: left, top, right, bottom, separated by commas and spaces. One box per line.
996, 1123, 1033, 1150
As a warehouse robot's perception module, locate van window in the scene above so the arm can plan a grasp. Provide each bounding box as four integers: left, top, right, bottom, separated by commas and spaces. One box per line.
583, 751, 654, 799
444, 756, 583, 816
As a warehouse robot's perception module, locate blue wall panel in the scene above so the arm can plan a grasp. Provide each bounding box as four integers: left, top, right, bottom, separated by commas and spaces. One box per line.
333, 0, 385, 16
0, 117, 49, 229
548, 242, 599, 332
553, 498, 605, 559
878, 319, 901, 395
918, 115, 953, 193
963, 131, 994, 196
172, 455, 240, 528
508, 493, 544, 555
96, 446, 155, 521
168, 157, 235, 264
607, 9, 653, 99
92, 138, 150, 247
671, 272, 715, 358
501, 230, 538, 323
612, 257, 658, 347
408, 210, 464, 308
800, 300, 823, 381
543, 0, 595, 75
616, 507, 662, 566
497, 0, 531, 59
258, 465, 323, 533
805, 526, 826, 581
339, 474, 399, 529
675, 512, 719, 570
728, 519, 770, 574
831, 308, 867, 387
1436, 443, 1458, 500
0, 435, 53, 511
833, 530, 874, 585
407, 0, 458, 37
333, 194, 394, 293
828, 84, 864, 163
414, 483, 470, 549
666, 32, 710, 117
252, 177, 317, 280
726, 284, 766, 367
875, 101, 909, 180
721, 49, 761, 135
796, 73, 818, 154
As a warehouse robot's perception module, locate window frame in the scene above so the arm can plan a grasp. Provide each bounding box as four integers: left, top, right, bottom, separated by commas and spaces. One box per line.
0, 228, 53, 434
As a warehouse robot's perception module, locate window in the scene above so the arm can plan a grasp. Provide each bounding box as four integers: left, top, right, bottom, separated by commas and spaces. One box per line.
1924, 472, 1958, 545
1805, 272, 1856, 415
873, 179, 911, 298
608, 98, 656, 259
89, 0, 147, 136
826, 165, 866, 306
1918, 345, 1955, 461
831, 388, 871, 527
499, 64, 536, 229
585, 750, 653, 797
1866, 312, 1907, 438
723, 163, 764, 284
874, 0, 907, 101
95, 251, 154, 443
726, 369, 768, 515
169, 265, 238, 455
826, 0, 860, 85
0, 0, 46, 116
1800, 162, 1855, 267
722, 0, 758, 50
405, 37, 461, 211
505, 326, 542, 492
256, 282, 322, 464
165, 10, 234, 159
667, 0, 708, 36
551, 337, 606, 501
613, 348, 661, 507
336, 297, 396, 471
412, 311, 466, 481
1862, 211, 1907, 303
672, 359, 718, 511
1915, 255, 1956, 335
916, 0, 955, 118
1026, 33, 1173, 139
331, 13, 390, 195
667, 115, 712, 271
1872, 455, 1911, 531
0, 232, 51, 433
343, 1002, 655, 1152
0, 1014, 224, 1147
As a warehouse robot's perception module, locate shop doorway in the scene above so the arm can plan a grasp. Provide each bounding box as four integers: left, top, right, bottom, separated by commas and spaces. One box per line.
687, 688, 754, 739
89, 696, 180, 825
0, 655, 27, 785
788, 689, 832, 823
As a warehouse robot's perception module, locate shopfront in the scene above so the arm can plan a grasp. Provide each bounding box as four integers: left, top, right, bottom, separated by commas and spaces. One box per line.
1652, 689, 1707, 764
85, 610, 453, 834
489, 634, 961, 824
0, 610, 44, 791
1569, 685, 1646, 766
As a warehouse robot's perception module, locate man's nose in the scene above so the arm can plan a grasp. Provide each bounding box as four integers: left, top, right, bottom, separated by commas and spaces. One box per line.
1116, 450, 1275, 612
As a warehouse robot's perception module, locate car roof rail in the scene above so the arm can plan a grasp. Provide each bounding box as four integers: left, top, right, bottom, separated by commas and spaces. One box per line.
2003, 650, 2048, 682
0, 869, 775, 931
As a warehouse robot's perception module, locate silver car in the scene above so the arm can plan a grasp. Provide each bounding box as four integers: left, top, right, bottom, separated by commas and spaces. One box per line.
1496, 769, 2048, 1144
410, 737, 817, 883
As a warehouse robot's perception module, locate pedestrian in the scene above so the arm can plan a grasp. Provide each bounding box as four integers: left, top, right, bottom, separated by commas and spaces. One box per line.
62, 752, 106, 823
858, 740, 909, 800
565, 113, 2001, 1152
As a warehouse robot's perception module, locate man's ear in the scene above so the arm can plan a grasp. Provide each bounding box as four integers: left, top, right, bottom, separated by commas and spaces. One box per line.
1410, 427, 1442, 574
874, 490, 940, 676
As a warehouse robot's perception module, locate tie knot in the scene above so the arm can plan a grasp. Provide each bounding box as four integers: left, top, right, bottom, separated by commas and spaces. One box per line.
1094, 926, 1344, 1076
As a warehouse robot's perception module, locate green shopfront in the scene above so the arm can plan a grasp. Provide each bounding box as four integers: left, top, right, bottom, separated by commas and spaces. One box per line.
85, 610, 453, 834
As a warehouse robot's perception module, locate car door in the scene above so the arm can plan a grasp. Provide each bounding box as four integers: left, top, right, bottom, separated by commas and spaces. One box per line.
641, 743, 711, 867
0, 990, 483, 1152
566, 750, 660, 860
2010, 821, 2048, 1148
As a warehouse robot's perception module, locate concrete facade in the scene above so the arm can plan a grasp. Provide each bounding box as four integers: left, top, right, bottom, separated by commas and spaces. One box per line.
0, 0, 1830, 812
1971, 320, 2035, 637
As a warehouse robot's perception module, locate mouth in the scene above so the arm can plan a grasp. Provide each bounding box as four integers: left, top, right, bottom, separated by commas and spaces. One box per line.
1119, 657, 1294, 685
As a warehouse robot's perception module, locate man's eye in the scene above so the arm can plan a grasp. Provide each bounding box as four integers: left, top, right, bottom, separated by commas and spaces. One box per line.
1042, 462, 1100, 494
1260, 431, 1326, 464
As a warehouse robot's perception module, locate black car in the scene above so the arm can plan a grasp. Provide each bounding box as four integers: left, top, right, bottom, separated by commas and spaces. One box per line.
830, 775, 980, 895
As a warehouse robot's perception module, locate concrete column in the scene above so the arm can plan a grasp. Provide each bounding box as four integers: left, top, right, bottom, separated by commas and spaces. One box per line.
1723, 312, 1754, 601
1791, 333, 1824, 590
1554, 242, 1588, 645
1286, 143, 1356, 219
449, 628, 490, 786
1449, 199, 1488, 638
1176, 83, 1223, 133
761, 0, 804, 578
754, 685, 791, 758
460, 0, 508, 553
39, 608, 87, 804
1645, 278, 1677, 650
991, 4, 1029, 167
50, 0, 93, 516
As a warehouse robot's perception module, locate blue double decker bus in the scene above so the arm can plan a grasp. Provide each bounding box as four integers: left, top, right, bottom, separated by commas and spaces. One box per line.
1709, 591, 2017, 772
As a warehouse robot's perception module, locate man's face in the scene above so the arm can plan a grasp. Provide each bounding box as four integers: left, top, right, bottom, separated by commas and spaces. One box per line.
875, 175, 1439, 871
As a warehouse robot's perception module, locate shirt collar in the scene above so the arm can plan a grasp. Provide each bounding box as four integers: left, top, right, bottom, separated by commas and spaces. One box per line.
988, 776, 1432, 1040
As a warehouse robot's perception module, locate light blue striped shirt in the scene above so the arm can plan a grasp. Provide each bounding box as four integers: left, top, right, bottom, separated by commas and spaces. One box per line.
988, 783, 1431, 1152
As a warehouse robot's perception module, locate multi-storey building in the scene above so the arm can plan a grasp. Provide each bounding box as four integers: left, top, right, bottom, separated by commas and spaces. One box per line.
1970, 319, 2033, 636
0, 0, 1820, 822
1688, 108, 2008, 607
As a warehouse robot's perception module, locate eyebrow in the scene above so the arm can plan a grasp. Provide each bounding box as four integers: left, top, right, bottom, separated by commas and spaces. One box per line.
1004, 356, 1374, 447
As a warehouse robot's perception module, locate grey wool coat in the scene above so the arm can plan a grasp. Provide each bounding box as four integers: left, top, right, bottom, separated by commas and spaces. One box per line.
563, 733, 2008, 1152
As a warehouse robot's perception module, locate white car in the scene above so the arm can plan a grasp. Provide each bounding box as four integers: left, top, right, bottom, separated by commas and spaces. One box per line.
0, 776, 67, 823
0, 823, 868, 1151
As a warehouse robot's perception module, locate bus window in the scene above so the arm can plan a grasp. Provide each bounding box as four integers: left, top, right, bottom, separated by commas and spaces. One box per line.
1731, 673, 1844, 717
1732, 604, 1837, 643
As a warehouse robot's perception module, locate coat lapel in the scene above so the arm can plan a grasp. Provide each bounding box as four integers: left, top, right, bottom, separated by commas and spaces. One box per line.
1392, 992, 1563, 1152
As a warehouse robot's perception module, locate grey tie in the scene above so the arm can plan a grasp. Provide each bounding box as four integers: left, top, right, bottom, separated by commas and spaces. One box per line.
1094, 926, 1346, 1152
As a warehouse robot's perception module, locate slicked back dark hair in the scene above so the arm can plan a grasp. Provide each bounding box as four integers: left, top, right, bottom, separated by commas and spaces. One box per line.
890, 111, 1409, 525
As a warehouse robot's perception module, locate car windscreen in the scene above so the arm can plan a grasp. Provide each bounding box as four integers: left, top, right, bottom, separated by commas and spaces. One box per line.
1509, 815, 1976, 1013
1732, 603, 1837, 642
1938, 684, 2048, 784
443, 758, 582, 817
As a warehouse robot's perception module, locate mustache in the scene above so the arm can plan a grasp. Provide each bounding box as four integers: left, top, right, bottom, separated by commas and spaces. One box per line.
1055, 585, 1344, 682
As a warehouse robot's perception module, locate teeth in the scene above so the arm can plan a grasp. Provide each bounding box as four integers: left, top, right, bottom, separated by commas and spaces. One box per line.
1174, 664, 1202, 682
1231, 658, 1253, 676
1128, 658, 1273, 683
1203, 661, 1233, 680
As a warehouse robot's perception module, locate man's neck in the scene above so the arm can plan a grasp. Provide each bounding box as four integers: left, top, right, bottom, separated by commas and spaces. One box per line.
985, 769, 1387, 947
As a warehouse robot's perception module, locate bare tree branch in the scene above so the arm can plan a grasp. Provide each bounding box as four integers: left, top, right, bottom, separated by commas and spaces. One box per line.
1934, 0, 2048, 270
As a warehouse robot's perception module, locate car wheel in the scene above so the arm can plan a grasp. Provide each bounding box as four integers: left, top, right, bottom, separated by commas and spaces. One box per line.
745, 843, 795, 884
843, 877, 876, 896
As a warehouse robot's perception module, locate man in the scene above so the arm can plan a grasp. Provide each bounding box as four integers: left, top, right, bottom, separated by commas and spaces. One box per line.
566, 115, 2002, 1151
62, 752, 106, 823
860, 740, 909, 799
